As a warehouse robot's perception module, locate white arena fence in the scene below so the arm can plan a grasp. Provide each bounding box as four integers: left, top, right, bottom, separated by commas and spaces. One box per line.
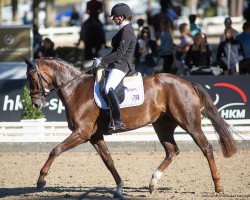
0, 119, 250, 142
38, 16, 244, 47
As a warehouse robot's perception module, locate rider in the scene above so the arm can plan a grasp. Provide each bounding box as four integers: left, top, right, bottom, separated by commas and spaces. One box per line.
76, 0, 106, 60
93, 3, 137, 132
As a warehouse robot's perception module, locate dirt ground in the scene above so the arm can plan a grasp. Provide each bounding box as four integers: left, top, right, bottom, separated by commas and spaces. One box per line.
0, 149, 249, 200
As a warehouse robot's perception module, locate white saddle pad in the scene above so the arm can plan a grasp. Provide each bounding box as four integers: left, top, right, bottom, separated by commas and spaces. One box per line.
94, 72, 144, 109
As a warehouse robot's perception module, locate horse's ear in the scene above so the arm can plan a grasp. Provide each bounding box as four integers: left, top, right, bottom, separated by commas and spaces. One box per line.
20, 55, 33, 67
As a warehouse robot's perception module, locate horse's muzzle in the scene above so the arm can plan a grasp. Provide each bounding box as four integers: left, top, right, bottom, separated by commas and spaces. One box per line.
32, 98, 48, 109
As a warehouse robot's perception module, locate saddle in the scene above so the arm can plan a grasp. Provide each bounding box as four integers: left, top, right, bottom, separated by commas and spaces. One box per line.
93, 69, 144, 109
98, 69, 139, 104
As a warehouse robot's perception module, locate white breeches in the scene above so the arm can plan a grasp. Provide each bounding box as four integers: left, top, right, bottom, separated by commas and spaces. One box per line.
105, 68, 126, 94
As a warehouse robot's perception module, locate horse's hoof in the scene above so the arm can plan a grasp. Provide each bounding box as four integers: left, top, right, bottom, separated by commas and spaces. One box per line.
215, 183, 224, 193
117, 180, 124, 190
37, 180, 46, 190
215, 187, 224, 193
113, 190, 124, 199
149, 184, 155, 194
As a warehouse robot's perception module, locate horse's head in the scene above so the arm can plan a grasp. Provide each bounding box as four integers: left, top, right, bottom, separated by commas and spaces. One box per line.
20, 55, 51, 109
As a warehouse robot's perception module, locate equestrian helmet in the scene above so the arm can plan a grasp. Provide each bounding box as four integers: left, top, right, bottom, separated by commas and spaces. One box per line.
109, 3, 133, 18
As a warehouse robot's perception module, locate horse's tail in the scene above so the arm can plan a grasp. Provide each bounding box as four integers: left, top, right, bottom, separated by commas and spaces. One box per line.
191, 82, 237, 158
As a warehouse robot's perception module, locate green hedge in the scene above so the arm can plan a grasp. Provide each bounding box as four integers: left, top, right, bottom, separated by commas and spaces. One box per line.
20, 86, 45, 120
56, 47, 84, 70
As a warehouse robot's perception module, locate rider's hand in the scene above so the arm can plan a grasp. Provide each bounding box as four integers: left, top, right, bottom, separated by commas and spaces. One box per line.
93, 57, 102, 68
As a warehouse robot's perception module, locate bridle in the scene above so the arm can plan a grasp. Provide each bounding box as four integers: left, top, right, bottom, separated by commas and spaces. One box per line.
26, 60, 51, 100
26, 60, 94, 100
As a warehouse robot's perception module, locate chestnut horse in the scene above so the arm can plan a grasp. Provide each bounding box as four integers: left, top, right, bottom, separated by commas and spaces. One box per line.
21, 56, 237, 197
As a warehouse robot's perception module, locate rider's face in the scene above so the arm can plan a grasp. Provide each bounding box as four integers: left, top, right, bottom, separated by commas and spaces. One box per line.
112, 15, 123, 26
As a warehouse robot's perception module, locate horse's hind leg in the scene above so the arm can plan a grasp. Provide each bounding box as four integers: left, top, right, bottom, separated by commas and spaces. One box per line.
173, 102, 223, 193
186, 127, 224, 193
149, 119, 179, 194
90, 135, 124, 197
37, 131, 86, 190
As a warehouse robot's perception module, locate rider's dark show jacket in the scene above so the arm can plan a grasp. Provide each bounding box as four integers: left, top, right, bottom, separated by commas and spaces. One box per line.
101, 23, 136, 73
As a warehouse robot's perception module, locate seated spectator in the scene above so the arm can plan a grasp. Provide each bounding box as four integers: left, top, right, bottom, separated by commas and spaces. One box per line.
189, 14, 201, 36
37, 38, 56, 58
185, 32, 212, 70
134, 26, 158, 76
217, 28, 244, 75
235, 21, 250, 74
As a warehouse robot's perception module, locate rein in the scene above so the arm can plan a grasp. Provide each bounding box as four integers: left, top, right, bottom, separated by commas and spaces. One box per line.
50, 63, 95, 93
49, 73, 83, 93
50, 65, 94, 93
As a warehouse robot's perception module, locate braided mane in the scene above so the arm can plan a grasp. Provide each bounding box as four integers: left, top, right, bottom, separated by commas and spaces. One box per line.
43, 58, 83, 76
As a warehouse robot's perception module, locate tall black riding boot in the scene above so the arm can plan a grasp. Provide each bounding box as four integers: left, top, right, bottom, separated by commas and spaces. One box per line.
107, 88, 125, 131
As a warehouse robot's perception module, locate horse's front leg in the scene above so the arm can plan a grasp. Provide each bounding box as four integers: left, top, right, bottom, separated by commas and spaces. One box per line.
37, 129, 88, 190
90, 135, 124, 198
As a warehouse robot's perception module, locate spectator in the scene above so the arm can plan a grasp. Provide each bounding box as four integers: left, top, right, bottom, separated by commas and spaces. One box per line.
33, 24, 43, 59
37, 38, 56, 58
236, 21, 250, 74
220, 17, 238, 42
158, 18, 174, 73
149, 0, 174, 41
176, 23, 193, 75
189, 14, 201, 36
86, 0, 103, 17
217, 28, 244, 75
136, 18, 145, 39
76, 0, 106, 60
185, 32, 212, 70
134, 26, 158, 76
145, 11, 157, 40
69, 6, 80, 26
165, 1, 178, 24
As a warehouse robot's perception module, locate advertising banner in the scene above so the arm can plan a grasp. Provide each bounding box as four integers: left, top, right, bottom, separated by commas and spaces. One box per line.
0, 25, 32, 62
0, 80, 66, 121
0, 75, 250, 121
185, 75, 250, 119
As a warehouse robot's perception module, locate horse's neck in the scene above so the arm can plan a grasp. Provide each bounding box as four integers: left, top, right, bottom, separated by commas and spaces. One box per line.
50, 64, 83, 102
56, 73, 93, 112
